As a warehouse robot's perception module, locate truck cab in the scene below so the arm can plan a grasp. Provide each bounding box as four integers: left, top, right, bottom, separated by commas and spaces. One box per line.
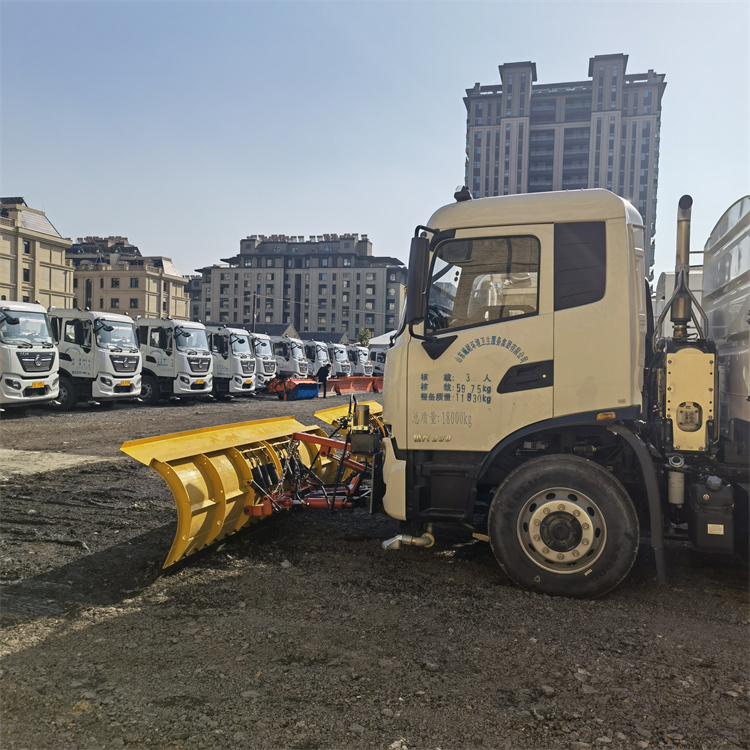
271, 336, 308, 378
347, 345, 373, 376
0, 301, 59, 412
249, 332, 277, 389
137, 318, 212, 404
206, 325, 256, 398
48, 309, 141, 410
369, 344, 388, 377
327, 343, 351, 377
303, 340, 330, 379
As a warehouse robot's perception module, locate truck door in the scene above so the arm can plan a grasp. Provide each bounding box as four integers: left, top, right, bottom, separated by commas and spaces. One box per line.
406, 226, 553, 452
145, 326, 174, 378
60, 319, 94, 378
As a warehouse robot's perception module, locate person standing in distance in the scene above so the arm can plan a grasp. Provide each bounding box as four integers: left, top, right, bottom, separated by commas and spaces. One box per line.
316, 362, 331, 398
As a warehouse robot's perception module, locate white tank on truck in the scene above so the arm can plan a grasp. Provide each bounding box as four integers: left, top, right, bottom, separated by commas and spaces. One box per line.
0, 301, 59, 413
327, 343, 351, 377
303, 339, 330, 379
48, 308, 140, 410
347, 344, 373, 376
248, 332, 276, 390
206, 325, 256, 398
137, 318, 212, 405
271, 335, 308, 378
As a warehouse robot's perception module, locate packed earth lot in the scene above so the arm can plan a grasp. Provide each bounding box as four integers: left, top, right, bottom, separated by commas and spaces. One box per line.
0, 393, 748, 750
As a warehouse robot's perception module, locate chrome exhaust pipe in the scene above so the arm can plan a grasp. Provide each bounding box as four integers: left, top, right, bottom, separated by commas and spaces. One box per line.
670, 195, 693, 340
382, 524, 435, 550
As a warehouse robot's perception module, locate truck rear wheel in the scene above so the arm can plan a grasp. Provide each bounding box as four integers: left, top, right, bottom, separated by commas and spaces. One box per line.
56, 375, 78, 411
140, 374, 161, 406
488, 455, 638, 598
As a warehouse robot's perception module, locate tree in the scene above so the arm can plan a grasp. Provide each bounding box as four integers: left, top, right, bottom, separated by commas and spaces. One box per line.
357, 328, 371, 347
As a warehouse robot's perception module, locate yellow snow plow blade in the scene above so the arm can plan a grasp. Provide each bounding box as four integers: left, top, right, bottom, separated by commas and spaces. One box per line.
121, 416, 334, 569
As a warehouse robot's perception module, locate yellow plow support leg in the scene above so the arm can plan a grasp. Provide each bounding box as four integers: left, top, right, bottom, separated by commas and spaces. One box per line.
121, 416, 331, 568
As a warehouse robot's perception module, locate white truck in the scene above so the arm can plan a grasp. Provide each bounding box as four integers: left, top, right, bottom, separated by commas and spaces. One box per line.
137, 318, 212, 405
0, 301, 59, 413
248, 332, 277, 390
303, 339, 330, 379
206, 325, 256, 399
48, 309, 141, 410
327, 343, 351, 378
369, 345, 388, 377
271, 335, 308, 378
347, 344, 373, 376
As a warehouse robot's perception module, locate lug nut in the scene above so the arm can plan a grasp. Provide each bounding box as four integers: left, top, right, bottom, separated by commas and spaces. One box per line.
582, 523, 590, 530
572, 550, 580, 557
542, 547, 550, 554
557, 553, 565, 560
582, 539, 590, 546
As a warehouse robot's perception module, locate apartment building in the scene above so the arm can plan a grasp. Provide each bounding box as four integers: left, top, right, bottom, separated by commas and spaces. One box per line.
194, 233, 406, 339
67, 237, 189, 319
0, 197, 73, 306
464, 53, 666, 268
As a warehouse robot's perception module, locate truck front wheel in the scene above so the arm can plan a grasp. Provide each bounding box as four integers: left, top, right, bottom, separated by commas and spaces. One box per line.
488, 455, 639, 598
56, 375, 78, 411
140, 374, 161, 406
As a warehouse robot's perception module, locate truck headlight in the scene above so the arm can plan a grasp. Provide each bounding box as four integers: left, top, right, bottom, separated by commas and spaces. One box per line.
6, 378, 21, 390
101, 376, 113, 387
179, 376, 189, 384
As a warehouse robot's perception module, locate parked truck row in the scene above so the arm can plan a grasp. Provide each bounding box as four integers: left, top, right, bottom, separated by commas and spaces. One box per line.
0, 306, 379, 412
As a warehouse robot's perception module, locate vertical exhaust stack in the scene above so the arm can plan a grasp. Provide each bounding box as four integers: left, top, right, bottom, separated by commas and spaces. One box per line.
670, 195, 694, 341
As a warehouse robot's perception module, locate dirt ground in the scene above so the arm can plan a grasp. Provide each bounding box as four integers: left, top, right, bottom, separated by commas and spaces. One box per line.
0, 393, 748, 750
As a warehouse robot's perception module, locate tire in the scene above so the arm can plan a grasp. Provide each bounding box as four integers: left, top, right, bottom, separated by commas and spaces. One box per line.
488, 455, 639, 599
56, 375, 78, 411
140, 374, 161, 406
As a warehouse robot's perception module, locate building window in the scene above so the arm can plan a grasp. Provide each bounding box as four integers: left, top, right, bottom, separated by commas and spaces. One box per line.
111, 278, 120, 288
22, 268, 30, 282
130, 298, 138, 309
130, 278, 139, 288
366, 285, 375, 295
111, 298, 120, 309
343, 258, 351, 267
266, 258, 274, 267
73, 278, 78, 288
22, 240, 31, 254
163, 282, 168, 292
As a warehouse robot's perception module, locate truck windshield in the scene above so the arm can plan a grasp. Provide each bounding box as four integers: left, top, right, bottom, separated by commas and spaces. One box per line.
230, 334, 252, 355
334, 348, 347, 362
291, 341, 304, 360
0, 309, 54, 346
357, 349, 368, 364
254, 338, 272, 357
315, 344, 329, 363
175, 327, 209, 352
95, 320, 138, 351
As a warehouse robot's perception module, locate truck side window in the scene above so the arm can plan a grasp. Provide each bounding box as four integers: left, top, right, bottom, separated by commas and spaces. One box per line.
426, 236, 540, 333
554, 222, 606, 310
64, 320, 91, 347
149, 327, 171, 350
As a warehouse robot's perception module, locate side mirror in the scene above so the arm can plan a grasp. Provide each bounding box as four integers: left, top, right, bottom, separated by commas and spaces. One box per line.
405, 235, 429, 324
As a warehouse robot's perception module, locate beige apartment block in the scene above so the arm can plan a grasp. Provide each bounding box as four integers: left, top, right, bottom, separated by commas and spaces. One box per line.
464, 53, 666, 270
193, 233, 406, 340
0, 197, 74, 306
72, 257, 189, 320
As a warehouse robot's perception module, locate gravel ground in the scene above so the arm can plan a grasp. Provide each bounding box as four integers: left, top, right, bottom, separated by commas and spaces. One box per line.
0, 393, 748, 750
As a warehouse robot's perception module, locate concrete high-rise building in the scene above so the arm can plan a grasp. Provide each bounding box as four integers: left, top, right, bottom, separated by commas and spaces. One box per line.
194, 233, 406, 340
0, 197, 73, 306
464, 54, 666, 268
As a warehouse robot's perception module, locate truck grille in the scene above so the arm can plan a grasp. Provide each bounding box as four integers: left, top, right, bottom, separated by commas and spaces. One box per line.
110, 355, 140, 373
188, 357, 211, 374
299, 362, 308, 376
16, 351, 56, 373
263, 361, 275, 375
241, 359, 255, 375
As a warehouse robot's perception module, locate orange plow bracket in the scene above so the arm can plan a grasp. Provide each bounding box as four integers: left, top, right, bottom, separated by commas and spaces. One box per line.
121, 417, 333, 568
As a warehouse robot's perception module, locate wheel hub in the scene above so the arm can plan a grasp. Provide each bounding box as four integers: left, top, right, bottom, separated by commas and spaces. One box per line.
518, 489, 606, 573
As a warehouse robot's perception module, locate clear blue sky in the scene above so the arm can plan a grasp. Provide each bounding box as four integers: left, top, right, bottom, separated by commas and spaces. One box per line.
2, 1, 748, 282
